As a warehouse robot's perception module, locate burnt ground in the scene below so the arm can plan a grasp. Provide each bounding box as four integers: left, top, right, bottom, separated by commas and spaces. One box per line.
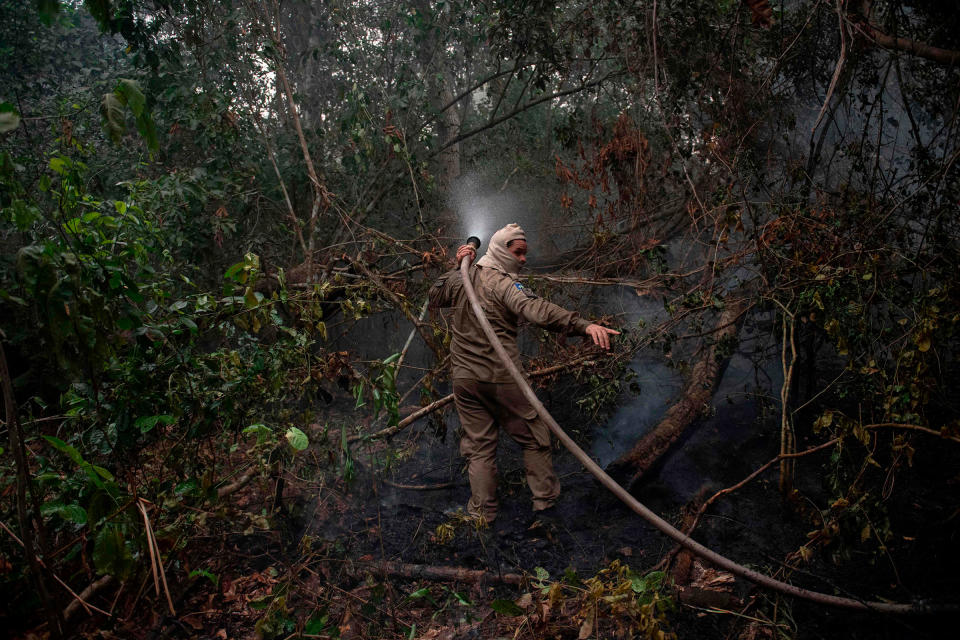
44, 380, 958, 640
283, 385, 960, 640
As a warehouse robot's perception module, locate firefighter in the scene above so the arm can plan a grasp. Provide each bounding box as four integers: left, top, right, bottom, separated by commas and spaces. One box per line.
429, 223, 619, 523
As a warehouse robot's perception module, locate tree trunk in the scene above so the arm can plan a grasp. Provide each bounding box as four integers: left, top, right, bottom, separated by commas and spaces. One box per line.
606, 295, 750, 488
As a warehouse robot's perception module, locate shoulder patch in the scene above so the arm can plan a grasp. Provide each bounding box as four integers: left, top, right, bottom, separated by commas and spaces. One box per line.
513, 281, 537, 299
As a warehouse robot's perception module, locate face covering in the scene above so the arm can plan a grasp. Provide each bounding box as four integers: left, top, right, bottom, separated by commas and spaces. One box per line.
476, 223, 526, 277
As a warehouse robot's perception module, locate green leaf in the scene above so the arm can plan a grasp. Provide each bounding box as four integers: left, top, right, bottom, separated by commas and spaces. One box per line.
100, 80, 158, 152
285, 427, 309, 452
304, 614, 330, 634
134, 414, 174, 434
189, 568, 219, 586
43, 435, 84, 466
631, 570, 665, 594
408, 587, 431, 599
91, 465, 114, 481
446, 588, 473, 606
41, 502, 87, 524
562, 567, 583, 587
490, 599, 525, 616
60, 504, 88, 524
0, 102, 20, 133
242, 423, 273, 445
63, 217, 83, 234
353, 381, 365, 408
243, 287, 261, 308
115, 79, 146, 117
135, 110, 159, 152
93, 525, 134, 579
49, 156, 69, 175
82, 463, 105, 489
100, 92, 126, 144
224, 261, 246, 283
7, 199, 40, 230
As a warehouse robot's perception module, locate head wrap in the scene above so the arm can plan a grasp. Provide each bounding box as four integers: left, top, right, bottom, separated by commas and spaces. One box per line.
476, 223, 526, 276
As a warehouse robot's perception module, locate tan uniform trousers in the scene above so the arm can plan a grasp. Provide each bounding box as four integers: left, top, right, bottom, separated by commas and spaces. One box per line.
453, 379, 560, 522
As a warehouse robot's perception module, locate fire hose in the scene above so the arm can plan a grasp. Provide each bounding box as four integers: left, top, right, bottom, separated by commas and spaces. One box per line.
458, 249, 948, 615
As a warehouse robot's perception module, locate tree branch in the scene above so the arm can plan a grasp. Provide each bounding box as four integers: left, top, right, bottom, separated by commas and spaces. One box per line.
434, 73, 615, 155
852, 2, 960, 66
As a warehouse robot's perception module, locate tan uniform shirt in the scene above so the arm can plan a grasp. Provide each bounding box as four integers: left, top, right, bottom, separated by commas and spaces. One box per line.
429, 263, 592, 382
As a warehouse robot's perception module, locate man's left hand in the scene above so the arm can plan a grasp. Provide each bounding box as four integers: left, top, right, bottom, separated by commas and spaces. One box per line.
585, 324, 620, 350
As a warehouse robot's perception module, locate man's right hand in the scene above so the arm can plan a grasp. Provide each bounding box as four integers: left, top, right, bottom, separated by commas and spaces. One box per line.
456, 244, 477, 263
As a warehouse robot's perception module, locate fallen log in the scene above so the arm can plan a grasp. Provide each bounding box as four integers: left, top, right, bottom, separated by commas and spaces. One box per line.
64, 575, 115, 621
606, 295, 751, 488
382, 479, 459, 490
347, 560, 523, 586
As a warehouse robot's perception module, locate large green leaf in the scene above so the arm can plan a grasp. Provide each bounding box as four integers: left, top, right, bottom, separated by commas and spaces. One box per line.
41, 501, 88, 525
116, 79, 158, 150
134, 111, 159, 152
99, 81, 158, 151
93, 525, 135, 579
242, 423, 273, 446
43, 435, 84, 466
285, 427, 309, 452
115, 79, 145, 118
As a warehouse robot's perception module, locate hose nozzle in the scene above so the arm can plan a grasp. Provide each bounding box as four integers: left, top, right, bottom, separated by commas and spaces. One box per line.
466, 236, 481, 251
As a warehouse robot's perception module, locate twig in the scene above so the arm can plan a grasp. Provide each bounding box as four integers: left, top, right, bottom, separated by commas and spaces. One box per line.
346, 394, 455, 444
861, 421, 960, 444
674, 417, 960, 546
812, 0, 849, 134
347, 356, 599, 444
140, 501, 160, 598
64, 575, 115, 621
396, 299, 430, 372
138, 500, 176, 616
779, 311, 797, 494
217, 467, 258, 498
256, 116, 308, 259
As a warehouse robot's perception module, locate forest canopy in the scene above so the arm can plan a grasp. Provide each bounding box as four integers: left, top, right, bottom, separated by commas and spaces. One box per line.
1, 1, 958, 638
